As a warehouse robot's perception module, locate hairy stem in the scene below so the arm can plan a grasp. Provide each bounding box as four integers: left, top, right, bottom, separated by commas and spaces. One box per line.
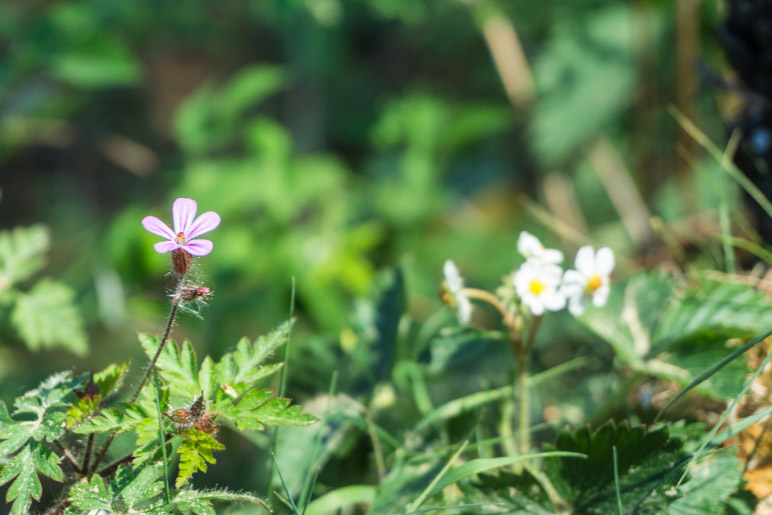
90, 275, 184, 473
516, 316, 541, 458
53, 440, 81, 474
81, 434, 94, 475
462, 288, 517, 330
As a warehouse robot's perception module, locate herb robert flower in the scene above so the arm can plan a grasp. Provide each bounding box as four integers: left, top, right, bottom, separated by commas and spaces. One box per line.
142, 198, 220, 274
442, 260, 472, 324
561, 246, 614, 316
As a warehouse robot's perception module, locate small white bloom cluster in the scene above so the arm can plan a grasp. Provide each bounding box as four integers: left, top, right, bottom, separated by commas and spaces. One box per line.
441, 231, 615, 323
514, 231, 614, 317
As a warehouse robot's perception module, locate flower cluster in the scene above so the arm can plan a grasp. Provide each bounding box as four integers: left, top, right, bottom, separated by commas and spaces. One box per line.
516, 231, 614, 316
441, 231, 615, 323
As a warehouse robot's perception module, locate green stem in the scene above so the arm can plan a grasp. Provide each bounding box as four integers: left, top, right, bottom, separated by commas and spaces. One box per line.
517, 359, 530, 457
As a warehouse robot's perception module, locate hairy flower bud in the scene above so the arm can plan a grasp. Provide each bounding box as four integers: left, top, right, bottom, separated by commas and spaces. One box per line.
172, 248, 192, 274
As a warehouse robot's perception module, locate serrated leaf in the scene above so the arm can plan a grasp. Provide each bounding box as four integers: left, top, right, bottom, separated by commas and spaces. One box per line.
176, 431, 225, 488
220, 388, 318, 431
14, 371, 85, 417
72, 403, 150, 434
216, 321, 291, 386
0, 225, 49, 287
115, 463, 164, 509
0, 424, 33, 457
140, 335, 199, 399
668, 449, 744, 514
33, 411, 67, 442
67, 474, 112, 510
94, 361, 131, 398
32, 442, 63, 481
12, 279, 88, 355
544, 423, 687, 513
66, 395, 102, 428
581, 273, 772, 399
2, 445, 42, 515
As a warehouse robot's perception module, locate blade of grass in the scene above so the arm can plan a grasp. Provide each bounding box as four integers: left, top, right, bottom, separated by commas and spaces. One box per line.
414, 357, 587, 430
267, 278, 297, 493
406, 440, 470, 513
676, 335, 772, 488
423, 451, 587, 502
273, 452, 300, 515
654, 327, 772, 422
304, 485, 376, 515
407, 422, 553, 464
712, 234, 772, 266
298, 371, 338, 511
613, 446, 623, 515
709, 405, 772, 447
670, 106, 772, 219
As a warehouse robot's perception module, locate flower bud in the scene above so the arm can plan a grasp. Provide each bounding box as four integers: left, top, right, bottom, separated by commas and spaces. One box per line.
172, 248, 192, 274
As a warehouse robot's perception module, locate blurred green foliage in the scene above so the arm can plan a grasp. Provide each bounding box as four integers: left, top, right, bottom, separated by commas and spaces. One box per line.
2, 0, 769, 511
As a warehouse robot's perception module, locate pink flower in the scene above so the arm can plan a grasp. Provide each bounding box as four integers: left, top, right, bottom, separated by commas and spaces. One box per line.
142, 198, 220, 256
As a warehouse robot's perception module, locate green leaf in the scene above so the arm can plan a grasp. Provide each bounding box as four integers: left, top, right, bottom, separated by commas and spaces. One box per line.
173, 488, 270, 514
176, 430, 225, 488
72, 403, 150, 434
0, 225, 49, 288
140, 334, 200, 399
668, 449, 743, 514
11, 279, 88, 355
32, 442, 63, 481
581, 273, 772, 399
429, 452, 587, 499
115, 464, 165, 509
94, 361, 131, 398
67, 474, 112, 510
0, 424, 33, 457
220, 388, 318, 431
214, 321, 291, 388
0, 441, 64, 515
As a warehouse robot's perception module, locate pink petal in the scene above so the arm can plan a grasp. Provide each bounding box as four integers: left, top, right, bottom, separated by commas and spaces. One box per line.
183, 239, 213, 256
173, 198, 198, 235
142, 216, 175, 240
187, 211, 221, 240
154, 241, 180, 254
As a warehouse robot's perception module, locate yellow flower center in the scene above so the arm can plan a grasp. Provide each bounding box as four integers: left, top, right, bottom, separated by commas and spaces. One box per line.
176, 232, 186, 244
586, 275, 603, 293
529, 279, 546, 296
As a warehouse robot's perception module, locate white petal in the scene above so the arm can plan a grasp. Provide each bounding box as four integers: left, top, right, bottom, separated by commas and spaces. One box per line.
523, 295, 545, 316
541, 248, 564, 265
517, 231, 542, 258
592, 284, 610, 307
541, 264, 564, 286
443, 260, 463, 292
568, 294, 587, 317
457, 295, 472, 325
574, 246, 596, 276
595, 247, 615, 276
542, 290, 567, 311
562, 269, 587, 290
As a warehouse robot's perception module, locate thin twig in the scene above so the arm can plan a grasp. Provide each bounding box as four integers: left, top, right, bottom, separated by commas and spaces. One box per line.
81, 433, 94, 474
53, 440, 81, 474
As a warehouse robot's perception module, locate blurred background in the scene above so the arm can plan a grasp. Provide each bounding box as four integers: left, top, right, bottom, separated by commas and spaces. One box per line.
1, 0, 768, 507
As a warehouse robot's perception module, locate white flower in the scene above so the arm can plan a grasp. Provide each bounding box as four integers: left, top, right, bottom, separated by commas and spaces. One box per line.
517, 231, 563, 265
443, 260, 472, 324
514, 260, 566, 316
561, 246, 615, 316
